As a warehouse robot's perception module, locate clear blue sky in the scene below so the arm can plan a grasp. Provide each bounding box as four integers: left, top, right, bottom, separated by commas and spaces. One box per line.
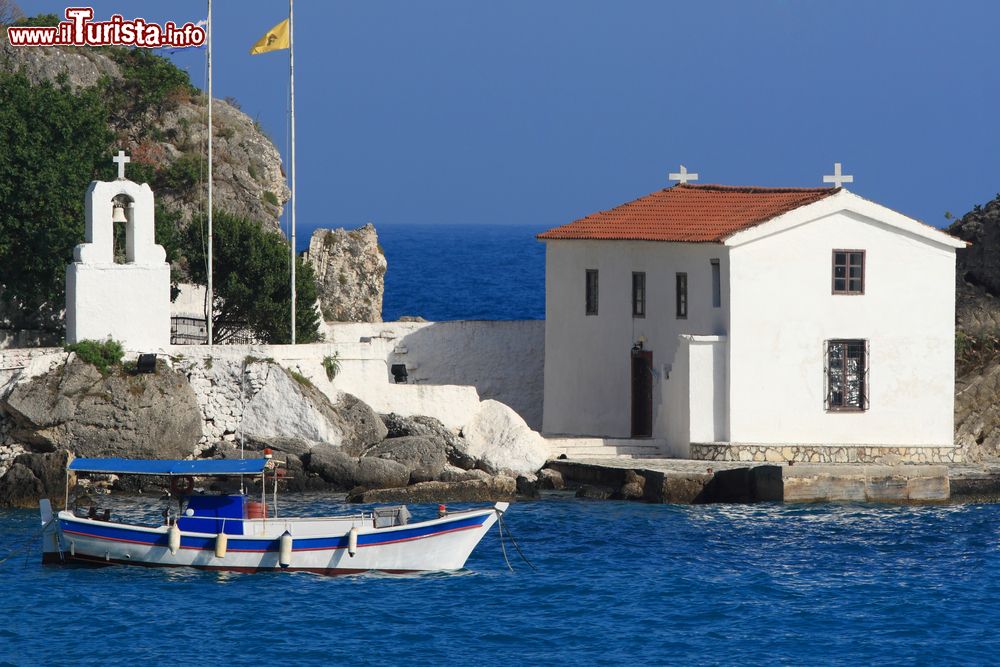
26, 0, 1000, 242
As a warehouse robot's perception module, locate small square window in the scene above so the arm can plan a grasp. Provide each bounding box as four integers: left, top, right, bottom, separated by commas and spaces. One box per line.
832, 250, 865, 294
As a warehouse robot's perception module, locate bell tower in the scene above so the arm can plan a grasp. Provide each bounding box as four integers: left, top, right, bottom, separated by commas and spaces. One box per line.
65, 151, 171, 349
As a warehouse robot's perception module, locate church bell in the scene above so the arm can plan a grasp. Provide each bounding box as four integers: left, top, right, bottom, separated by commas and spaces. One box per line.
112, 201, 128, 223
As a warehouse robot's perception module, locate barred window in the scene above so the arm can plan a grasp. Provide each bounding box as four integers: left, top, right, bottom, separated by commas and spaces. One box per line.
585, 269, 598, 316
825, 339, 869, 411
833, 250, 865, 294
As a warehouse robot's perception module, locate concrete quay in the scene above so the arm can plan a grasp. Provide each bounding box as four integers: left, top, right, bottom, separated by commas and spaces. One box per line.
545, 458, 1000, 504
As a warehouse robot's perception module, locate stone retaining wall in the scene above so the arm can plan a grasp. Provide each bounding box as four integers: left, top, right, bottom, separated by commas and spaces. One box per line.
690, 442, 961, 465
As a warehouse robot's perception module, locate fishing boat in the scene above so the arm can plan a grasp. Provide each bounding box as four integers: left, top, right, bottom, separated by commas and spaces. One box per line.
39, 456, 508, 575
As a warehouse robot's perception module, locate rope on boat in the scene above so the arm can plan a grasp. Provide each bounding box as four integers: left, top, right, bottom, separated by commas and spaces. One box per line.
0, 518, 54, 567
496, 510, 514, 572
495, 509, 536, 572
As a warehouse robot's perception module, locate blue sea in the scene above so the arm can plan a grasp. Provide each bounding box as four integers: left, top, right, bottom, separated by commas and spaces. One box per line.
376, 223, 547, 322
2, 496, 1000, 666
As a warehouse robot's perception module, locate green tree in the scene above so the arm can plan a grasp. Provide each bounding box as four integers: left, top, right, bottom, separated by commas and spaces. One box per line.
183, 210, 320, 344
0, 72, 114, 330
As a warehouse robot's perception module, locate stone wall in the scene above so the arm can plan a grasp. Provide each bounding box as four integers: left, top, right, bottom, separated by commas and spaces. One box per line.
690, 443, 961, 465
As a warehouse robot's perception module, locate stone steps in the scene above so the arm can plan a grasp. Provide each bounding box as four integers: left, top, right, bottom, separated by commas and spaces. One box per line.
545, 437, 668, 460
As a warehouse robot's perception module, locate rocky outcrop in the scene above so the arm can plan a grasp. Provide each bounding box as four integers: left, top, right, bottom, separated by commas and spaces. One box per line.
0, 450, 71, 508
459, 400, 549, 475
304, 224, 386, 322
0, 356, 202, 458
0, 37, 288, 231
949, 195, 1000, 462
240, 366, 386, 453
306, 444, 411, 490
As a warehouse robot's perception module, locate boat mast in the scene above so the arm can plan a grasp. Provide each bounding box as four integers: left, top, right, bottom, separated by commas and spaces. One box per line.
206, 0, 214, 346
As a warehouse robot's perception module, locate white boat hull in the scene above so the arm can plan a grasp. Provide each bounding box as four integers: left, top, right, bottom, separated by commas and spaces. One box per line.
43, 504, 507, 575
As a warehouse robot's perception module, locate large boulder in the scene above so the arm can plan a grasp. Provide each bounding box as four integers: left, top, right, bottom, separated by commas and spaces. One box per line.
364, 436, 449, 483
0, 450, 72, 508
303, 224, 386, 323
459, 400, 548, 475
346, 476, 516, 504
1, 357, 202, 458
306, 444, 410, 490
380, 413, 477, 470
240, 367, 386, 454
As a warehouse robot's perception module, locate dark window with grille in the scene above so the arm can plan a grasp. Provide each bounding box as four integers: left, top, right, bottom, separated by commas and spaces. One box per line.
825, 339, 869, 411
676, 272, 688, 319
710, 259, 721, 308
585, 269, 598, 316
833, 250, 865, 294
632, 272, 645, 318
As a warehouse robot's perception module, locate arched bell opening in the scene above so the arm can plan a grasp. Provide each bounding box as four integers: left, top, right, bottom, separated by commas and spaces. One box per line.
110, 194, 135, 264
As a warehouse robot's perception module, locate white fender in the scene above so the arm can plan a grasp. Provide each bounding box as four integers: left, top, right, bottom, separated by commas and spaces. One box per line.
168, 523, 181, 555
278, 531, 293, 567
348, 527, 358, 557
215, 532, 228, 559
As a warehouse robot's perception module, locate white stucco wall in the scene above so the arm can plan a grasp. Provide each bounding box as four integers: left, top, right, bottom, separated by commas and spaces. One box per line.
726, 205, 958, 447
663, 335, 727, 456
542, 239, 729, 438
67, 264, 171, 350
321, 320, 544, 429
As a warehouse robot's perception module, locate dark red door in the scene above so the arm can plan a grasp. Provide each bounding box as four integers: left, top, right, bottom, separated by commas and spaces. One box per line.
631, 351, 653, 438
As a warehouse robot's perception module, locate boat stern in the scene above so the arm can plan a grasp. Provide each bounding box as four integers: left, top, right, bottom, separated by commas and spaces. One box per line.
39, 499, 63, 565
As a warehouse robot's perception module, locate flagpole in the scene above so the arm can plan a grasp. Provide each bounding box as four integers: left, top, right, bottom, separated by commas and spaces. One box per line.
206, 0, 214, 346
289, 0, 297, 345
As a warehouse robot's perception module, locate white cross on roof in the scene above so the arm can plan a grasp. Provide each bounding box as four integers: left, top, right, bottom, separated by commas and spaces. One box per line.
113, 150, 130, 180
668, 164, 699, 185
823, 162, 853, 188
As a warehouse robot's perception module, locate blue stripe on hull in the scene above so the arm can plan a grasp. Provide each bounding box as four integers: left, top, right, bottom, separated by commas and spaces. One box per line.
60, 513, 490, 552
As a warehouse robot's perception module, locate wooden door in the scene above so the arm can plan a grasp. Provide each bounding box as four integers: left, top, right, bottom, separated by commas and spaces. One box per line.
631, 351, 653, 438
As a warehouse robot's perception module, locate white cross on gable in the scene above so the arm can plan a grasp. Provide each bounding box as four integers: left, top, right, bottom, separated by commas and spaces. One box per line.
823, 162, 853, 188
113, 150, 130, 180
669, 164, 699, 185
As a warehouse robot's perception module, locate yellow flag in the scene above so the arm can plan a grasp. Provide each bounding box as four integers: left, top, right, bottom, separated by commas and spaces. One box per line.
250, 18, 289, 55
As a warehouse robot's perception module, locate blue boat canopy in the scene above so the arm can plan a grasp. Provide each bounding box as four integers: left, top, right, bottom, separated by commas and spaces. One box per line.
67, 458, 269, 476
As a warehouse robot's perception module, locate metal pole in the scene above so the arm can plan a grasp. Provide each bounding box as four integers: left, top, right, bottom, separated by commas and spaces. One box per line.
288, 0, 297, 345
206, 0, 214, 346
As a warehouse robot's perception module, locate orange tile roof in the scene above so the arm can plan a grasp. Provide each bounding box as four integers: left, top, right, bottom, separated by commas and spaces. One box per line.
537, 184, 840, 243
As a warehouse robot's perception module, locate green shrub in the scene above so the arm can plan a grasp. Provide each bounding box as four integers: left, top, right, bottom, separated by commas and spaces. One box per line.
322, 353, 341, 381
65, 339, 125, 376
288, 369, 312, 388
262, 191, 279, 206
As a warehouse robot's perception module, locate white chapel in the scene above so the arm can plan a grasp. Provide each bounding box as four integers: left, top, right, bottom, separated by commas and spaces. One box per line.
65, 151, 171, 350
538, 170, 967, 464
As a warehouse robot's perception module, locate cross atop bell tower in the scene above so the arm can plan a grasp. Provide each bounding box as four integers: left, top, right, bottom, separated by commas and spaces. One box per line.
113, 150, 131, 180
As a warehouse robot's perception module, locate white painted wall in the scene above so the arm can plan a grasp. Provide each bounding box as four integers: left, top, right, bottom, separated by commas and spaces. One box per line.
663, 336, 727, 456
542, 239, 729, 438
726, 203, 959, 447
321, 320, 544, 429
